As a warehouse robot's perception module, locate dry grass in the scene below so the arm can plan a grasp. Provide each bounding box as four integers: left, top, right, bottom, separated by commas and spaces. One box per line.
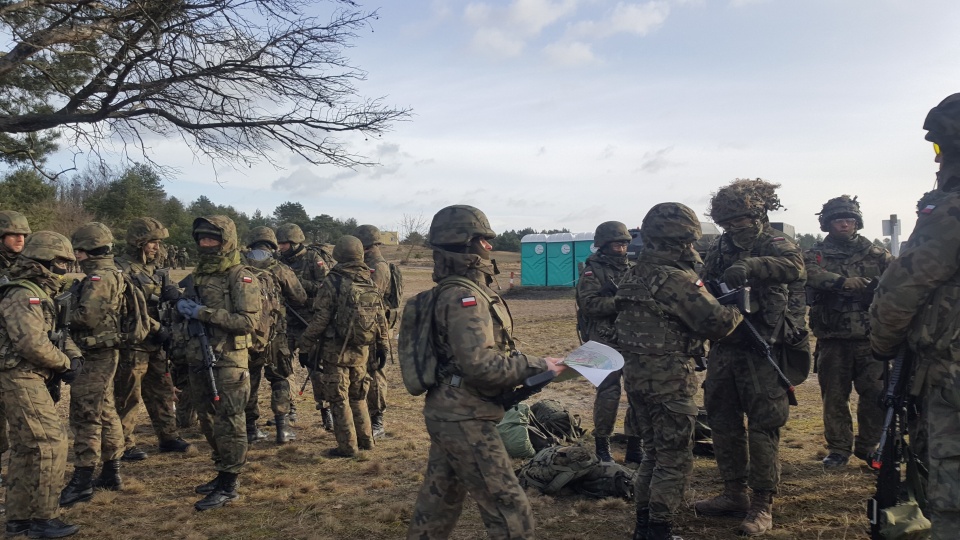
5, 253, 877, 539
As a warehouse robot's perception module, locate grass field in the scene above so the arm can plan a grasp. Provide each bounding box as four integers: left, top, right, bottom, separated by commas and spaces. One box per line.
13, 248, 878, 539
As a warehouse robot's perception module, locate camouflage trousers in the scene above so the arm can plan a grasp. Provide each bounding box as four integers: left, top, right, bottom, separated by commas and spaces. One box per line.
69, 349, 124, 466
408, 418, 536, 540
189, 366, 250, 474
0, 365, 67, 521
170, 359, 197, 429
925, 382, 960, 540
624, 355, 698, 523
114, 348, 179, 448
246, 339, 293, 422
0, 394, 8, 456
367, 366, 387, 418
816, 338, 884, 457
322, 363, 371, 454
594, 368, 637, 438
289, 332, 329, 405
704, 343, 790, 492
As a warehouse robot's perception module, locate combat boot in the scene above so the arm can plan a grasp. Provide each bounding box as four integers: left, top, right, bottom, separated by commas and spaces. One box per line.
371, 413, 386, 440
647, 521, 684, 540
631, 506, 649, 540
26, 518, 79, 539
275, 414, 296, 444
194, 472, 240, 511
5, 519, 30, 537
625, 436, 643, 466
694, 480, 750, 518
58, 467, 94, 507
595, 436, 614, 463
121, 447, 148, 461
738, 490, 773, 536
195, 474, 220, 495
158, 437, 192, 453
320, 407, 334, 432
91, 460, 122, 491
246, 420, 267, 443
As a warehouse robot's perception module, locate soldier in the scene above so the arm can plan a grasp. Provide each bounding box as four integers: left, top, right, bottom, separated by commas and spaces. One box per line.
277, 223, 334, 429
0, 210, 30, 489
0, 231, 81, 538
355, 224, 394, 440
58, 223, 127, 507
617, 203, 743, 540
870, 93, 960, 539
243, 227, 307, 444
804, 196, 892, 469
694, 179, 806, 536
406, 205, 567, 540
114, 218, 191, 461
576, 220, 640, 464
177, 216, 260, 511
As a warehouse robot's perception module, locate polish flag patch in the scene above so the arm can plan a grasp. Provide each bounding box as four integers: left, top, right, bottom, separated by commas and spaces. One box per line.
584, 271, 593, 276
317, 261, 325, 267
461, 296, 478, 307
242, 276, 253, 283
28, 297, 41, 305
695, 279, 704, 287
90, 275, 101, 281
921, 204, 937, 214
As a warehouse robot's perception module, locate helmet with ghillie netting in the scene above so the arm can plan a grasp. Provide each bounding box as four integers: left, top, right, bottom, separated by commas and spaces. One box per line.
707, 178, 783, 223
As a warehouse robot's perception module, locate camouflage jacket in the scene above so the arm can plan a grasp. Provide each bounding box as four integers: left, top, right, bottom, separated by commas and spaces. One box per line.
0, 260, 79, 373
0, 248, 15, 281
870, 187, 960, 390
805, 234, 892, 339
424, 249, 549, 423
246, 255, 307, 327
701, 225, 805, 343
364, 247, 391, 295
185, 260, 261, 369
116, 252, 163, 351
576, 251, 632, 346
281, 244, 330, 298
299, 262, 387, 367
71, 256, 124, 350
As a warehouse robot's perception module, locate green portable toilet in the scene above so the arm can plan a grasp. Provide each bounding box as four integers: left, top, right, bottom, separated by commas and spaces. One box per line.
546, 232, 575, 287
572, 232, 595, 283
520, 234, 547, 286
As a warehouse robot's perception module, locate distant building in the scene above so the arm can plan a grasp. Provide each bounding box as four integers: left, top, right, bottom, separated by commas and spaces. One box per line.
381, 230, 400, 245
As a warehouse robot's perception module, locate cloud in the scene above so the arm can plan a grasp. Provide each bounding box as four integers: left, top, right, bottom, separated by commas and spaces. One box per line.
729, 0, 767, 7
470, 27, 526, 57
465, 0, 580, 57
543, 40, 597, 66
567, 1, 670, 40
599, 144, 617, 160
639, 146, 675, 173
271, 166, 351, 196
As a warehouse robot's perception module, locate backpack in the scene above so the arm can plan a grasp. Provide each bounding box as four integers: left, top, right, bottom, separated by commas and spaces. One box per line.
573, 461, 635, 499
383, 262, 404, 310
117, 273, 152, 347
332, 273, 383, 347
497, 404, 539, 459
307, 243, 337, 269
517, 445, 599, 495
244, 264, 285, 353
398, 275, 494, 396
528, 399, 586, 451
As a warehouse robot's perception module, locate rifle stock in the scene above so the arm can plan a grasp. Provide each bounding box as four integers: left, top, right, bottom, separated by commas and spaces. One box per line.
497, 369, 557, 409
46, 286, 76, 403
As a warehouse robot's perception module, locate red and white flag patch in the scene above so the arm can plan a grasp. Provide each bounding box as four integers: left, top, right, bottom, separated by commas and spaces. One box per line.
695, 279, 704, 287
90, 275, 101, 281
921, 204, 937, 214
242, 276, 253, 283
461, 296, 477, 307
28, 297, 41, 305
317, 261, 325, 267
584, 271, 593, 276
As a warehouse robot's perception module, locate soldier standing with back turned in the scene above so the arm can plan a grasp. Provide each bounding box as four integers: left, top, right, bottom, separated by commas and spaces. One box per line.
576, 220, 640, 464
355, 224, 393, 439
804, 196, 891, 469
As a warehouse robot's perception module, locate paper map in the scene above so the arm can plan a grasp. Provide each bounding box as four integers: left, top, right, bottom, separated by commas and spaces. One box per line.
558, 340, 625, 387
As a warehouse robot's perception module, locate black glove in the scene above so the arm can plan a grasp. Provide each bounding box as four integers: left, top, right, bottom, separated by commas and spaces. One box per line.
61, 357, 84, 384
153, 327, 172, 347
722, 261, 751, 288
376, 347, 387, 370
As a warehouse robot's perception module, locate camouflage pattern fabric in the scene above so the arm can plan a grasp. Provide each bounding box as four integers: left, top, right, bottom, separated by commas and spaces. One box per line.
189, 367, 250, 474
869, 187, 960, 537
616, 247, 742, 522
816, 339, 883, 457
0, 244, 14, 456
282, 243, 330, 405
364, 246, 391, 420
322, 364, 372, 454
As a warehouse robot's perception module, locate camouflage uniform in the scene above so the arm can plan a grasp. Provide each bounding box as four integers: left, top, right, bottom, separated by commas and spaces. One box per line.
0, 210, 31, 477
0, 232, 80, 536
114, 218, 185, 459
408, 205, 551, 540
181, 216, 260, 511
869, 94, 960, 539
804, 196, 892, 466
357, 224, 391, 438
300, 236, 386, 456
576, 221, 637, 463
695, 180, 808, 537
617, 203, 743, 540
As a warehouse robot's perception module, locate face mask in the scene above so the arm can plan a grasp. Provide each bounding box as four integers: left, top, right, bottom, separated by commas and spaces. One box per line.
50, 265, 68, 276
246, 248, 272, 261
198, 245, 220, 256
727, 222, 761, 250
468, 238, 492, 260
678, 244, 703, 265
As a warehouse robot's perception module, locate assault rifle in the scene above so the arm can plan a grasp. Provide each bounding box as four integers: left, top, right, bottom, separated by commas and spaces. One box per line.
178, 275, 219, 404
497, 365, 558, 409
46, 285, 77, 403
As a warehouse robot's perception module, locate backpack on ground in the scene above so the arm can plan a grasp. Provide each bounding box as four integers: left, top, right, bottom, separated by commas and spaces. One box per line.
529, 399, 585, 451
243, 265, 285, 354
497, 404, 541, 459
332, 273, 383, 347
573, 461, 635, 499
398, 275, 494, 396
517, 445, 599, 495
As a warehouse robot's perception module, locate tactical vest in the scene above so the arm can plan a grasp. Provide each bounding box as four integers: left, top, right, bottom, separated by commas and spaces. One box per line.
615, 267, 704, 357
576, 254, 630, 345
193, 265, 254, 352
808, 237, 886, 339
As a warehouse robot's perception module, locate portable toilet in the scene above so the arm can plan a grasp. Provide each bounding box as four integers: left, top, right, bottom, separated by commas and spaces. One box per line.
520, 234, 548, 286
572, 232, 595, 282
546, 232, 576, 287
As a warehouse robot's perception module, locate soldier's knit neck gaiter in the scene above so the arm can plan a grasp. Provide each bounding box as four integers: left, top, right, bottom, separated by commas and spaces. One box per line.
431, 249, 492, 285
79, 255, 115, 275
195, 249, 242, 275
9, 258, 63, 295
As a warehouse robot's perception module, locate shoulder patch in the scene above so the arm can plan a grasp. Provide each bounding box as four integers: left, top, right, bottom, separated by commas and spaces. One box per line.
317, 261, 325, 267
771, 237, 786, 242
90, 275, 101, 281
461, 296, 477, 307
28, 297, 41, 305
695, 279, 704, 287
242, 276, 253, 284
584, 270, 593, 276
921, 204, 937, 214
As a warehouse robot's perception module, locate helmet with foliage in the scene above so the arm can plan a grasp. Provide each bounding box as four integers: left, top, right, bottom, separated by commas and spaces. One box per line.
641, 203, 702, 244
817, 195, 863, 232
594, 221, 631, 248
333, 235, 364, 263
21, 231, 75, 263
125, 217, 168, 247
72, 222, 114, 252
247, 226, 279, 250
192, 215, 238, 254
707, 178, 782, 224
355, 224, 382, 249
924, 93, 960, 156
428, 205, 496, 247
0, 210, 31, 237
276, 223, 306, 244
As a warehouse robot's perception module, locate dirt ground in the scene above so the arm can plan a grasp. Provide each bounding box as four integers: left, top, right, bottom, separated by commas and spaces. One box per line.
8, 248, 878, 539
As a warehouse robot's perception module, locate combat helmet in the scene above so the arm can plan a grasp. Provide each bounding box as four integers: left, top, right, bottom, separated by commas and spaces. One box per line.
333, 235, 364, 263
707, 178, 782, 224
247, 226, 279, 250
72, 222, 114, 252
355, 224, 382, 249
21, 231, 76, 263
276, 223, 306, 244
594, 221, 631, 248
924, 93, 960, 156
428, 205, 496, 247
0, 210, 31, 237
817, 195, 863, 232
641, 203, 702, 244
125, 217, 168, 247
192, 215, 239, 254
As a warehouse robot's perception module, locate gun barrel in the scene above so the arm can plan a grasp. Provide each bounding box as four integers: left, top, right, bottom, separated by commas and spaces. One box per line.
741, 317, 798, 406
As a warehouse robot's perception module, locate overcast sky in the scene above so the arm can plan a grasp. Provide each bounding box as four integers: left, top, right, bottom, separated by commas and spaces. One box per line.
55, 0, 960, 241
